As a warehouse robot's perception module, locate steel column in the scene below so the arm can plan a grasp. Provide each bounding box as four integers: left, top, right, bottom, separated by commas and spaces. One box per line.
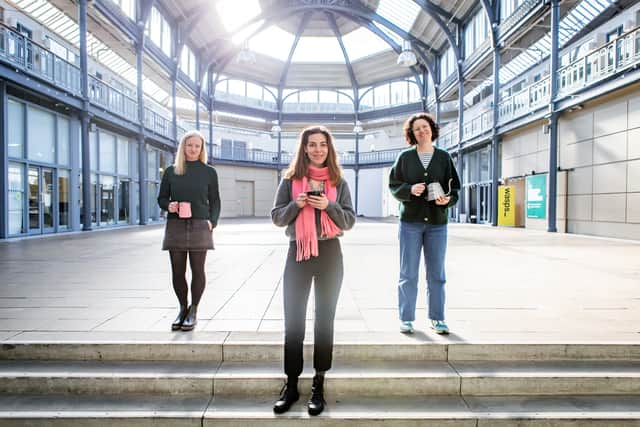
547, 0, 560, 233
0, 80, 7, 238
79, 0, 92, 231
136, 38, 148, 225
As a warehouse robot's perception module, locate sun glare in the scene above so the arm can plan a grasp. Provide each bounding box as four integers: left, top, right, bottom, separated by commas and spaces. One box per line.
216, 0, 262, 33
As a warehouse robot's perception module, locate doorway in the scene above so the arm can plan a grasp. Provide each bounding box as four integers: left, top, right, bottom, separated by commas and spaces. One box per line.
28, 166, 55, 234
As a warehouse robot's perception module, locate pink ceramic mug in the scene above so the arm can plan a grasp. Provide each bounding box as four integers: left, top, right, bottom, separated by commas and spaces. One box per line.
178, 201, 192, 218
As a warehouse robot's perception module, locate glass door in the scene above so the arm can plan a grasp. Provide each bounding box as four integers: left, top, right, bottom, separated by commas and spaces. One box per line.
42, 168, 54, 232
27, 166, 56, 234
28, 167, 41, 234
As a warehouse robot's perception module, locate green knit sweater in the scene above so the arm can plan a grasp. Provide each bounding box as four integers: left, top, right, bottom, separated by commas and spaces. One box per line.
389, 146, 461, 224
157, 161, 221, 226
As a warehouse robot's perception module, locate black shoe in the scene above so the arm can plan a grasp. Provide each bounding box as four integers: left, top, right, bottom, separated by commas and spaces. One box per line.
307, 374, 325, 416
181, 305, 198, 331
171, 305, 188, 330
273, 381, 299, 414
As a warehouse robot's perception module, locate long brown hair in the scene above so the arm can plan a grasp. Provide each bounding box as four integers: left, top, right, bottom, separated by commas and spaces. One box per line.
284, 125, 342, 186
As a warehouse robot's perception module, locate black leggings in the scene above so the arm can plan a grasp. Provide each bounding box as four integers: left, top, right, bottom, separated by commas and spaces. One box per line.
283, 238, 343, 377
169, 250, 207, 306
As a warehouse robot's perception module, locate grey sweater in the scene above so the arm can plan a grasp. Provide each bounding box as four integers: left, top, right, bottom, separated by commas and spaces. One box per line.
271, 178, 356, 241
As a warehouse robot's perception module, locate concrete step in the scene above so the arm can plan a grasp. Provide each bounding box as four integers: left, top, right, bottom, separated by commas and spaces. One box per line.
1, 394, 639, 426
2, 360, 640, 397
3, 332, 640, 362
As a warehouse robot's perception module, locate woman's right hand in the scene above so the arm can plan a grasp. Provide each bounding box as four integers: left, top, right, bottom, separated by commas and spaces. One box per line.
411, 183, 426, 196
168, 201, 179, 213
295, 193, 307, 208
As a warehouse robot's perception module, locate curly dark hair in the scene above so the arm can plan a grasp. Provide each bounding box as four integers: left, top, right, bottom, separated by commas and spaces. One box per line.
403, 112, 439, 145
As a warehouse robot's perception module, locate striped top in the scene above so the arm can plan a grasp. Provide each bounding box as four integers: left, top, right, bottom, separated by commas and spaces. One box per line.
417, 150, 434, 169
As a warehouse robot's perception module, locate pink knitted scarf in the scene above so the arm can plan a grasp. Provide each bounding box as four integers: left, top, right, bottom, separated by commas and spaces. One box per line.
291, 166, 342, 261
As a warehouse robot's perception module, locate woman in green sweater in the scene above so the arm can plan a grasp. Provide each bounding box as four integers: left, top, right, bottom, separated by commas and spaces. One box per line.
389, 113, 460, 335
157, 130, 221, 331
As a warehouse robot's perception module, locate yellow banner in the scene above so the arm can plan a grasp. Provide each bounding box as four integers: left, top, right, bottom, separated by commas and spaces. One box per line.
498, 185, 515, 226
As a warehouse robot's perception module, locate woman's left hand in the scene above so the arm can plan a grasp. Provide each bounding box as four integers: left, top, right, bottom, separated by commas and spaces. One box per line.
435, 196, 450, 206
307, 194, 329, 210
207, 220, 213, 232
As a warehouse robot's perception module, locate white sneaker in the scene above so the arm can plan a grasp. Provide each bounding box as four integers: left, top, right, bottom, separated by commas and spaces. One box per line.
399, 321, 414, 334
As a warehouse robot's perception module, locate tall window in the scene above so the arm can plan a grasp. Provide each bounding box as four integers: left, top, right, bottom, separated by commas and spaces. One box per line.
145, 7, 172, 57
112, 0, 135, 19
464, 9, 489, 58
180, 45, 197, 82
439, 46, 456, 81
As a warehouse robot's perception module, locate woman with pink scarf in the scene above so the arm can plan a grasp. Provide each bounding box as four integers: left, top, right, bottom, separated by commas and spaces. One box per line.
271, 125, 355, 416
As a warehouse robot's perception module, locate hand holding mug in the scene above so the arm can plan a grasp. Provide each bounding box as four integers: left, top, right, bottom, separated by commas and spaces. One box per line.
411, 183, 426, 196
435, 196, 450, 206
168, 201, 179, 213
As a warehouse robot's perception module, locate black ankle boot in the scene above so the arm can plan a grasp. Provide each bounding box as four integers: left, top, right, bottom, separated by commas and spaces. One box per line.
181, 305, 198, 331
307, 374, 325, 416
273, 378, 299, 414
171, 305, 188, 331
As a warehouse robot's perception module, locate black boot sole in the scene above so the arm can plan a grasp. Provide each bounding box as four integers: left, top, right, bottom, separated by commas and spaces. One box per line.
273, 396, 299, 414
181, 323, 195, 331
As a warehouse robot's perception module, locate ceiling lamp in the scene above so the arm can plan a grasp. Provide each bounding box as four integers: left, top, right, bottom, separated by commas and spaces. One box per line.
397, 40, 417, 67
270, 120, 282, 134
236, 41, 256, 65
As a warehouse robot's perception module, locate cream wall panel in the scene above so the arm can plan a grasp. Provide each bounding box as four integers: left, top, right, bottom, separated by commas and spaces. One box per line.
568, 220, 640, 240
519, 153, 537, 176
216, 165, 278, 217
561, 141, 592, 169
567, 195, 592, 221
592, 194, 626, 222
628, 96, 640, 129
558, 110, 593, 144
627, 193, 640, 223
502, 157, 517, 179
520, 131, 538, 155
593, 132, 627, 164
593, 99, 628, 138
592, 163, 627, 194
629, 128, 640, 160
568, 166, 593, 195
628, 160, 640, 192
535, 151, 548, 174
502, 139, 516, 160
538, 130, 550, 151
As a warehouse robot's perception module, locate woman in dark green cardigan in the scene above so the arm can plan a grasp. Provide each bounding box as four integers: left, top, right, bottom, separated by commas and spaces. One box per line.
389, 113, 460, 335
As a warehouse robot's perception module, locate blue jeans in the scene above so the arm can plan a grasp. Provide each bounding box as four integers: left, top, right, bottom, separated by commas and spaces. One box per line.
398, 221, 448, 322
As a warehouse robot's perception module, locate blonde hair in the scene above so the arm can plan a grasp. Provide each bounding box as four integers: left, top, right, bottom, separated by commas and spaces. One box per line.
174, 130, 208, 175
284, 125, 342, 186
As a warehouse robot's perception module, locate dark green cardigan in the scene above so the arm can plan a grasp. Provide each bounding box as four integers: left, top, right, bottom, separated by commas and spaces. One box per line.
157, 161, 221, 226
389, 146, 461, 224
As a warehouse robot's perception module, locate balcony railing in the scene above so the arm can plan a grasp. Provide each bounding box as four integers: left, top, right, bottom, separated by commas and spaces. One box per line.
0, 23, 80, 93
89, 75, 137, 119
462, 26, 640, 143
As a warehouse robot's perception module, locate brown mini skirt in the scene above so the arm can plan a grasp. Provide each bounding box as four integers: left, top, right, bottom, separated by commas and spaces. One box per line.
162, 218, 214, 251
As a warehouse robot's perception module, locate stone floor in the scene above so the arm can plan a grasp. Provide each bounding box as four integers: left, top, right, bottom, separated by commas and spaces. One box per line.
1, 217, 639, 343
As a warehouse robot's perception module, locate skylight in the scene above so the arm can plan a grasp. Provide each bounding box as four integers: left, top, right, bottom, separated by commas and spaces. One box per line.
10, 0, 169, 103
291, 37, 345, 63
375, 0, 421, 34
248, 26, 296, 61
216, 0, 262, 33
342, 27, 392, 61
465, 0, 614, 103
